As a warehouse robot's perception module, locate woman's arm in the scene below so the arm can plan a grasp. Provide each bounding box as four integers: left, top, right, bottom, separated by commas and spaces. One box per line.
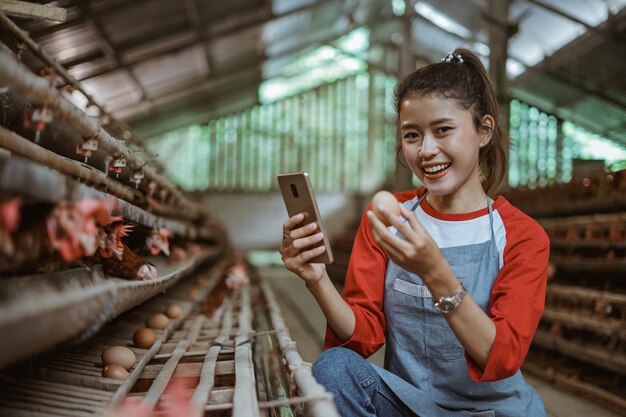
369, 203, 549, 379
281, 210, 388, 354
280, 213, 355, 341
306, 272, 355, 342
425, 264, 495, 369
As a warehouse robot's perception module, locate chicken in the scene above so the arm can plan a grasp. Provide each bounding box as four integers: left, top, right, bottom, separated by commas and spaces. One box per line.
47, 199, 120, 262
201, 257, 249, 321
98, 223, 134, 260
201, 279, 230, 322
0, 198, 21, 258
146, 228, 171, 256
1, 199, 117, 273
98, 222, 157, 280
100, 241, 158, 280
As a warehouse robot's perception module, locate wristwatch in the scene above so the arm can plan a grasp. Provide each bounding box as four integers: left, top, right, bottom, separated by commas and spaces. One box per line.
433, 283, 467, 314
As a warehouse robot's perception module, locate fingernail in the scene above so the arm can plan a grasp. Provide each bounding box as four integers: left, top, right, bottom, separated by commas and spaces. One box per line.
367, 211, 374, 218
377, 204, 386, 212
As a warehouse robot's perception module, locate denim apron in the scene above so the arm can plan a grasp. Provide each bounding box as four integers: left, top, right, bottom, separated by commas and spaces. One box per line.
373, 192, 546, 417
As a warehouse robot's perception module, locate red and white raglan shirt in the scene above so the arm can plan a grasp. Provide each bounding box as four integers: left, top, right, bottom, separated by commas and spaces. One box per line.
324, 188, 550, 382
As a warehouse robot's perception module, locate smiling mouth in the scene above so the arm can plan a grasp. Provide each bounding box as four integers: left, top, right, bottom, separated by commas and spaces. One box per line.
423, 163, 451, 175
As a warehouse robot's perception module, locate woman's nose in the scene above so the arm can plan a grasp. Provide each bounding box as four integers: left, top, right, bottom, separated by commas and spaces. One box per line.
418, 134, 437, 158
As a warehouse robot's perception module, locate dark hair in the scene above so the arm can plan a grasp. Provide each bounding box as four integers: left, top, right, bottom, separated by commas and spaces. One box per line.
393, 48, 509, 195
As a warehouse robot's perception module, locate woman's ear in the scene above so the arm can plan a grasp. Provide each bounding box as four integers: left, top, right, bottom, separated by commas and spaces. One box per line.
479, 115, 495, 148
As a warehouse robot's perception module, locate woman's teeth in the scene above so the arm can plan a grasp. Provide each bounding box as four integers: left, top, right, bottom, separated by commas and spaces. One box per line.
424, 163, 451, 174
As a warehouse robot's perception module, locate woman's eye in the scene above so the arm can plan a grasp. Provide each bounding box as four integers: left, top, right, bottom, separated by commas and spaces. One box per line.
403, 132, 419, 140
436, 127, 451, 134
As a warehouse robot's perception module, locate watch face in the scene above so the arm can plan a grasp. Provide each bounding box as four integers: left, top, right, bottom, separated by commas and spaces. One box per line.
437, 300, 455, 313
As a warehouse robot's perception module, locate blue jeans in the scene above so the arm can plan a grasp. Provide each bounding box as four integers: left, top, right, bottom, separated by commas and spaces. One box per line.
312, 347, 417, 417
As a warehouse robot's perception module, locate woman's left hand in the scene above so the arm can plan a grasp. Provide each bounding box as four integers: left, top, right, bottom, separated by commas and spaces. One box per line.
367, 204, 448, 283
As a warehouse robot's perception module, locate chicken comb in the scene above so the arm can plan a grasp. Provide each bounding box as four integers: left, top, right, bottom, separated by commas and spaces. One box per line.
76, 199, 120, 226
114, 223, 134, 238
0, 197, 21, 231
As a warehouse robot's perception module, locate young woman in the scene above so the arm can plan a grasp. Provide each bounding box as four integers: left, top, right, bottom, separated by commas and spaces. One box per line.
279, 48, 549, 417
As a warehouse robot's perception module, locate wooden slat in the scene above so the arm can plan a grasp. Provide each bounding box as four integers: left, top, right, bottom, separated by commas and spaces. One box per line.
0, 399, 94, 417
541, 308, 626, 340
106, 262, 228, 410
550, 257, 626, 274
523, 361, 626, 416
232, 285, 260, 417
532, 330, 626, 375
0, 1, 66, 22
139, 360, 235, 379
548, 284, 626, 307
2, 385, 107, 408
260, 280, 339, 417
539, 212, 626, 228
17, 378, 113, 399
190, 294, 235, 413
0, 391, 99, 414
33, 367, 122, 391
141, 315, 205, 409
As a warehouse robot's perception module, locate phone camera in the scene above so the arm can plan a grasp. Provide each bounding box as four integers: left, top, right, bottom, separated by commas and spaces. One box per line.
290, 184, 299, 198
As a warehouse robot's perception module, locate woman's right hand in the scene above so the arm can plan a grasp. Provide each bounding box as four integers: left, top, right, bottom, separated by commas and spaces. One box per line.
279, 213, 327, 284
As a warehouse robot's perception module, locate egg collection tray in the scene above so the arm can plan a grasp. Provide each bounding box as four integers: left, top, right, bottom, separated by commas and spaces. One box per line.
0, 261, 338, 417
0, 247, 222, 369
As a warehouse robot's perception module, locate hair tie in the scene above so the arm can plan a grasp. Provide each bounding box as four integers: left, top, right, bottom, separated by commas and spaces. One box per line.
441, 51, 463, 63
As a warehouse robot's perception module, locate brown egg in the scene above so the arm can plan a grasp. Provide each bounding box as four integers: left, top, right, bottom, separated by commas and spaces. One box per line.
371, 191, 401, 226
146, 313, 170, 329
101, 346, 136, 370
133, 328, 156, 349
165, 303, 182, 319
102, 364, 129, 380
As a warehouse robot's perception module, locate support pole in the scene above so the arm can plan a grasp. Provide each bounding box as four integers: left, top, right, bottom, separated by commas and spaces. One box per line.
393, 1, 416, 192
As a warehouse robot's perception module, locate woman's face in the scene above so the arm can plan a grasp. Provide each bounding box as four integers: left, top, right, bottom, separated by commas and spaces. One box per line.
399, 94, 487, 198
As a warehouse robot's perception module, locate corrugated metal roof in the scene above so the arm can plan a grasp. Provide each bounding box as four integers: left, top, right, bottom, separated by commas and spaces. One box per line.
0, 0, 624, 143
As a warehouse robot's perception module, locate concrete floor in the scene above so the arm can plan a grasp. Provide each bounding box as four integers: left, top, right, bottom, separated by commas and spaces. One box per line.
259, 266, 621, 417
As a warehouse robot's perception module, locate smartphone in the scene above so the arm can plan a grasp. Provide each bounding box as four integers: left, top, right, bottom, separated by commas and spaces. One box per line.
277, 172, 334, 264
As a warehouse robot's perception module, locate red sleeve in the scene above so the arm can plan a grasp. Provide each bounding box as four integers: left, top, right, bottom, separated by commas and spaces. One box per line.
466, 202, 549, 381
323, 206, 389, 358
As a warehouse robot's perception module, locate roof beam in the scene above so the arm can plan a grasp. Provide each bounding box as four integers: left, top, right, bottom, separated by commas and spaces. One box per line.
28, 0, 154, 38
71, 0, 150, 102
71, 0, 342, 84
545, 69, 626, 110
0, 0, 66, 22
525, 0, 621, 43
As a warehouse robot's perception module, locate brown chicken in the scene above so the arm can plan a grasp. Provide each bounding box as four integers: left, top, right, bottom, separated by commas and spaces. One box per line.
100, 241, 157, 280
201, 258, 249, 321
98, 222, 157, 280
1, 199, 116, 273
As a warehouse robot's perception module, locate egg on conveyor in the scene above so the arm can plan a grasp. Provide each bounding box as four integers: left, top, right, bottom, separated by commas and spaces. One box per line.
133, 328, 156, 349
371, 191, 401, 226
146, 313, 170, 329
102, 364, 129, 380
101, 346, 136, 370
165, 303, 182, 319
